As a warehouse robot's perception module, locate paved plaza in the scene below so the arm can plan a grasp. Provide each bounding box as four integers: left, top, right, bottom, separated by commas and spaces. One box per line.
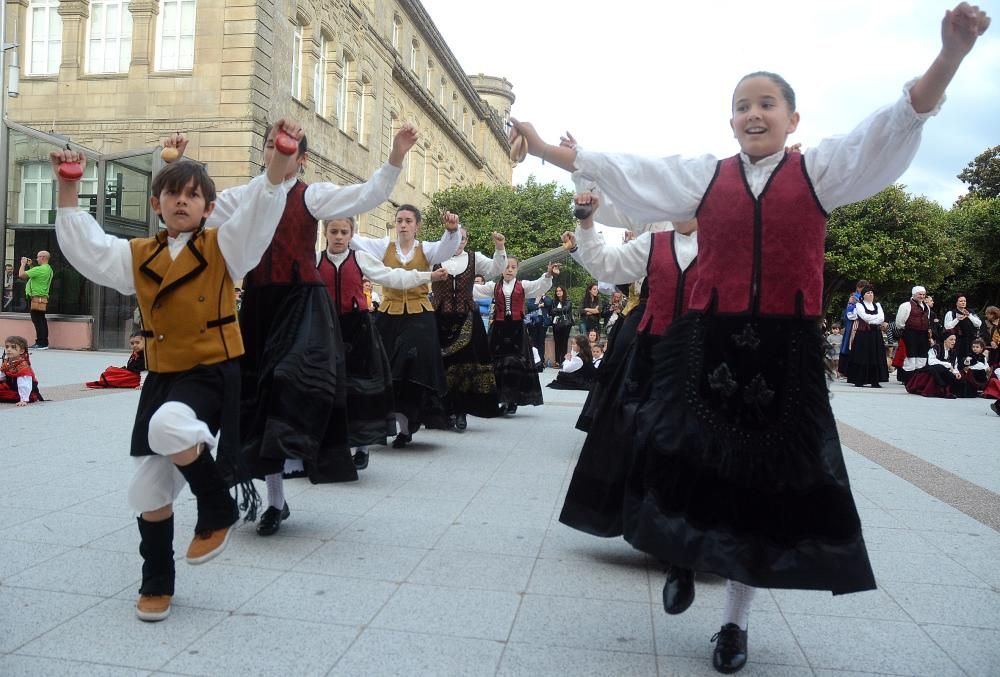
1, 349, 999, 677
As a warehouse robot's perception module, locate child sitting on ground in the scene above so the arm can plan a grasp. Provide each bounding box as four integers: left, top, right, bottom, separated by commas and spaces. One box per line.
0, 335, 43, 405
86, 331, 146, 389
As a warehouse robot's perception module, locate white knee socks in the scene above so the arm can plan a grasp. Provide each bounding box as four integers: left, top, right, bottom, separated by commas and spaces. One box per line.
394, 413, 410, 435
723, 580, 756, 630
264, 473, 285, 510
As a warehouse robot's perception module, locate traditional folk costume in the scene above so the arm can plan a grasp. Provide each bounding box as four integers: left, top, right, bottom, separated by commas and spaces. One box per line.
316, 247, 436, 454
982, 319, 1000, 372
0, 352, 43, 403
474, 273, 553, 413
982, 366, 1000, 400
560, 228, 697, 538
351, 229, 461, 445
86, 349, 146, 389
55, 173, 287, 616
838, 293, 861, 377
546, 353, 597, 391
846, 301, 889, 387
905, 345, 980, 398
944, 307, 982, 366
961, 351, 990, 391
895, 291, 931, 383
570, 82, 944, 608
431, 247, 506, 427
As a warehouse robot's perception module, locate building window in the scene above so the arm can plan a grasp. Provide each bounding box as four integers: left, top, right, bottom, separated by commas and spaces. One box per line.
425, 59, 433, 90
356, 74, 370, 144
313, 34, 328, 115
156, 0, 196, 71
462, 108, 468, 135
409, 39, 418, 72
391, 15, 401, 50
451, 94, 458, 122
438, 78, 446, 106
290, 25, 303, 99
336, 52, 353, 132
19, 162, 98, 224
27, 0, 62, 75
87, 0, 133, 73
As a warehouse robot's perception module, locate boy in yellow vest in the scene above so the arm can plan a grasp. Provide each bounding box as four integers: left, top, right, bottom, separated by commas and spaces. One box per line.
52, 119, 302, 622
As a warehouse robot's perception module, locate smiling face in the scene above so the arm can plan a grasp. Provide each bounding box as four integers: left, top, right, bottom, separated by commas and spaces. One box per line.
730, 76, 800, 163
325, 219, 353, 255
151, 178, 214, 236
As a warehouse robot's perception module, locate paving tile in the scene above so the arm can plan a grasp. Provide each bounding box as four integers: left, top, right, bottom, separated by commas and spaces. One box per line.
285, 486, 384, 515
143, 562, 283, 613
509, 594, 654, 654
211, 528, 324, 571
770, 587, 909, 621
0, 587, 103, 653
337, 514, 451, 549
784, 613, 964, 676
540, 523, 646, 562
408, 548, 535, 593
860, 525, 937, 552
528, 555, 649, 602
16, 598, 226, 670
0, 538, 70, 580
328, 627, 503, 677
0, 504, 53, 530
880, 580, 1000, 629
293, 540, 428, 582
0, 483, 114, 511
391, 477, 484, 502
257, 507, 357, 542
1, 511, 133, 547
657, 655, 814, 676
460, 497, 556, 528
868, 548, 988, 588
435, 520, 547, 557
5, 547, 140, 597
239, 571, 397, 625
886, 508, 995, 535
370, 582, 520, 641
161, 613, 356, 676
499, 643, 657, 676
365, 495, 470, 524
0, 655, 150, 676
922, 624, 1000, 677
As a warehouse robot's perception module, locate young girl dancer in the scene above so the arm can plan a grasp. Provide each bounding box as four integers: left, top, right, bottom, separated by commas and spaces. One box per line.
318, 216, 449, 469
513, 5, 990, 672
350, 206, 460, 447
0, 336, 43, 405
86, 332, 146, 389
53, 123, 300, 621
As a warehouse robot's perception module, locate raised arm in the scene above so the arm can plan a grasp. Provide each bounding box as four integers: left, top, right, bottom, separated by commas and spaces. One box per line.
420, 212, 461, 265
473, 280, 496, 301
475, 232, 507, 278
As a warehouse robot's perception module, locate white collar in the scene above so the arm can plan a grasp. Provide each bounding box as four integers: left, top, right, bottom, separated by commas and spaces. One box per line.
326, 249, 349, 265
738, 149, 785, 170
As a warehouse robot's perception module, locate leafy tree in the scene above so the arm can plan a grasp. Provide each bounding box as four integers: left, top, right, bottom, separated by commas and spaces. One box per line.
957, 145, 1000, 201
824, 185, 954, 318
941, 195, 1000, 309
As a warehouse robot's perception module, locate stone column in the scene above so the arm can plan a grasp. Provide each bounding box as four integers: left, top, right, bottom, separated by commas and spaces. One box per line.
127, 0, 159, 76
56, 0, 89, 79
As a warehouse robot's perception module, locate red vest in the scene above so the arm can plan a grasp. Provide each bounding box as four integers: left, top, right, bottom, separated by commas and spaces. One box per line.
905, 299, 929, 332
493, 280, 526, 321
693, 153, 827, 318
432, 252, 477, 315
637, 231, 698, 336
244, 181, 322, 287
317, 250, 369, 314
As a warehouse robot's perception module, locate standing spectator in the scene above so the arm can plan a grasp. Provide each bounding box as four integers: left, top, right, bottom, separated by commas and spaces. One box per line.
981, 305, 1000, 371
605, 289, 625, 334
846, 286, 889, 387
550, 286, 573, 368
838, 280, 868, 376
925, 294, 944, 346
525, 292, 550, 361
473, 274, 490, 331
580, 282, 604, 336
944, 295, 982, 366
826, 323, 844, 374
19, 251, 53, 350
3, 263, 13, 310
895, 285, 930, 383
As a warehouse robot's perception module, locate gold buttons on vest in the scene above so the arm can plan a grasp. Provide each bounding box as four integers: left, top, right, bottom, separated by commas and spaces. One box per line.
198, 295, 205, 302
157, 335, 164, 341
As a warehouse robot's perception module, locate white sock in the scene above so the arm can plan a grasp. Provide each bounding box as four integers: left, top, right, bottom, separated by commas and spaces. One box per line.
265, 473, 285, 510
722, 580, 756, 630
394, 413, 409, 435
283, 459, 304, 473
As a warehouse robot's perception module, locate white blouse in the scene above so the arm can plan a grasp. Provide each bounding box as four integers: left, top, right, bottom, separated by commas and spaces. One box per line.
440, 249, 507, 279
574, 227, 697, 285
350, 230, 461, 267
473, 275, 554, 308
848, 302, 884, 326
317, 249, 431, 289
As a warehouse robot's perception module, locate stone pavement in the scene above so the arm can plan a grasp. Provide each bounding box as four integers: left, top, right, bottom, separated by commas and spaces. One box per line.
1, 349, 998, 676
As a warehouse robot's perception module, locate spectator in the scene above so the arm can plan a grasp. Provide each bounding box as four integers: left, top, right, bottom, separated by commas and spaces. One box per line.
550, 285, 574, 367
905, 332, 978, 399
580, 282, 604, 336
838, 280, 868, 376
944, 295, 982, 366
547, 335, 596, 391
981, 305, 1000, 372
3, 263, 13, 310
925, 294, 944, 346
826, 323, 844, 374
895, 285, 931, 383
846, 286, 889, 387
19, 251, 53, 350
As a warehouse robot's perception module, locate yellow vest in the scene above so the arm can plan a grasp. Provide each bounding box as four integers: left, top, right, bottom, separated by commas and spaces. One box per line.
623, 279, 644, 316
130, 228, 244, 373
380, 242, 433, 314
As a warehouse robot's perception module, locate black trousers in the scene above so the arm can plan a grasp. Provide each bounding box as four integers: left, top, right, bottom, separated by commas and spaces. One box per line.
29, 309, 48, 346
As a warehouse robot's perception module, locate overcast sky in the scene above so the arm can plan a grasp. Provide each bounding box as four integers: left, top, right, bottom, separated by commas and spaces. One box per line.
422, 0, 999, 210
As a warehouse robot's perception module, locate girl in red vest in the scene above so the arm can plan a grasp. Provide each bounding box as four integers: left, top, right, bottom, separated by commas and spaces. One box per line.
86, 331, 146, 389
511, 5, 990, 673
0, 335, 43, 405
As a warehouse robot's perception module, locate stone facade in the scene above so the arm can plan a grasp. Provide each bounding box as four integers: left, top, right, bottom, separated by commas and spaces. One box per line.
4, 0, 514, 236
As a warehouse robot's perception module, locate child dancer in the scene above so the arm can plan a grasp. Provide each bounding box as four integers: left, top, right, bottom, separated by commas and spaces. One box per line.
513, 4, 990, 672
431, 226, 507, 431
349, 206, 460, 448
53, 121, 300, 621
86, 331, 146, 389
0, 336, 43, 405
317, 216, 449, 469
473, 259, 558, 415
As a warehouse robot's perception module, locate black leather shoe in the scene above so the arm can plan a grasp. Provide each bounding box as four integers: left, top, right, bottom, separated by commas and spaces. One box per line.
711, 623, 748, 674
447, 415, 457, 430
506, 404, 518, 416
455, 414, 468, 431
256, 503, 290, 536
353, 449, 369, 470
282, 468, 307, 480
992, 400, 1000, 417
392, 433, 412, 448
662, 567, 695, 615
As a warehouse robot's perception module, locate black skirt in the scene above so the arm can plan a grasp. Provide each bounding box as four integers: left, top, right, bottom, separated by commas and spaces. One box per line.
490, 318, 543, 407
577, 302, 645, 432
626, 312, 875, 595
341, 310, 396, 447
375, 309, 449, 430
437, 310, 499, 419
847, 326, 889, 386
239, 284, 357, 483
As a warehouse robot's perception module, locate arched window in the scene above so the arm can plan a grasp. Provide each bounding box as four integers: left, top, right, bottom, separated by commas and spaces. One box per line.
313, 34, 330, 115
425, 59, 433, 90
451, 93, 458, 122
336, 52, 354, 132
438, 78, 446, 106
461, 108, 468, 135
391, 15, 401, 50
356, 74, 371, 144
409, 39, 418, 73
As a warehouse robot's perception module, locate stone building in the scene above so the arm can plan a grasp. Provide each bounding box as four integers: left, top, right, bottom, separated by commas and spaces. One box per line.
0, 0, 514, 349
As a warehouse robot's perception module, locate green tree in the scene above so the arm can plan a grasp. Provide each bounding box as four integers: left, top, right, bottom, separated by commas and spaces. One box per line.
824, 185, 954, 317
957, 145, 1000, 201
941, 195, 1000, 308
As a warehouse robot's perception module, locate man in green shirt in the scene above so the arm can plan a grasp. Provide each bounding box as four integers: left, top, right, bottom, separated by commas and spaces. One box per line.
19, 250, 53, 349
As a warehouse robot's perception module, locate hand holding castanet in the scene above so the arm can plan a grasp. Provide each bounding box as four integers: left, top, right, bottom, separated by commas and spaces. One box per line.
57, 145, 84, 181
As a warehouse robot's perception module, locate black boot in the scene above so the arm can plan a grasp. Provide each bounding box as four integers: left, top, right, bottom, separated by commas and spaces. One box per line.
711, 623, 748, 674
455, 413, 468, 431
176, 450, 239, 534
137, 516, 175, 597
662, 566, 695, 615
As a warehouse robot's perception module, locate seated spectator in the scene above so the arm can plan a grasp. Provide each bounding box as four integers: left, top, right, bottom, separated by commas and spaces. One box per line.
547, 335, 596, 391
86, 332, 146, 389
592, 341, 605, 369
0, 335, 43, 405
905, 333, 979, 399
960, 338, 990, 392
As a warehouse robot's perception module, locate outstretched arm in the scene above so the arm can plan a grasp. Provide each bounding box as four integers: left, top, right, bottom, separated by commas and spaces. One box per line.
571, 193, 651, 284
910, 3, 990, 113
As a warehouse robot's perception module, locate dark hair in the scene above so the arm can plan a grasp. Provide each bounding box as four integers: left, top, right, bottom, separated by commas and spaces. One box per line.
326, 216, 357, 234
984, 306, 1000, 322
972, 338, 986, 349
735, 71, 796, 112
151, 161, 217, 205
395, 204, 422, 223
855, 279, 870, 291
572, 335, 593, 363
860, 285, 875, 296
263, 123, 308, 157
129, 330, 145, 339
5, 335, 28, 352
554, 286, 566, 300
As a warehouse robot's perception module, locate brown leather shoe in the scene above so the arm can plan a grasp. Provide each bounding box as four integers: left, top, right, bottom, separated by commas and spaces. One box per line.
135, 594, 172, 622
186, 524, 234, 565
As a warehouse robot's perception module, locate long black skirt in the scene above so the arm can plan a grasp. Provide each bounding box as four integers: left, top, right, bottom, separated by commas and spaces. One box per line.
239, 284, 357, 484
577, 303, 645, 432
437, 311, 499, 419
846, 327, 889, 386
341, 311, 396, 447
375, 309, 449, 431
490, 319, 543, 407
626, 312, 875, 594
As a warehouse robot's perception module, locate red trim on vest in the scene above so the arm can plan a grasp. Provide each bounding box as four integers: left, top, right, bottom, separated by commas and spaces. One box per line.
693, 153, 827, 318
637, 231, 698, 336
905, 299, 929, 332
493, 280, 526, 321
317, 251, 369, 314
245, 181, 321, 287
